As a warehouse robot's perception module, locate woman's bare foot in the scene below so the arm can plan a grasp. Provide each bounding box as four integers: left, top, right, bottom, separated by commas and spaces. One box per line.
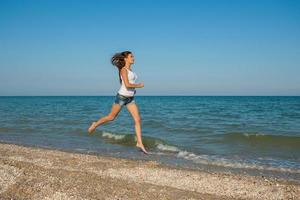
136, 143, 149, 154
88, 122, 97, 134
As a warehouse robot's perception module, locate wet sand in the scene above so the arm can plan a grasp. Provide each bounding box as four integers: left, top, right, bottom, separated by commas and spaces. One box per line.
0, 142, 299, 200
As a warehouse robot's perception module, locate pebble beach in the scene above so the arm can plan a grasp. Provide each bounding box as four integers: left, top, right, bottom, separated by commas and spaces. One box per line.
0, 142, 299, 200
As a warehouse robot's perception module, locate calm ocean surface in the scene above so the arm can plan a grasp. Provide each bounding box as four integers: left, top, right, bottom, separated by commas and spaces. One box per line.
0, 96, 299, 181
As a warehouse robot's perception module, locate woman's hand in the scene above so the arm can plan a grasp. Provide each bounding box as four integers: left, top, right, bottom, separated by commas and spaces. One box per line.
138, 82, 144, 88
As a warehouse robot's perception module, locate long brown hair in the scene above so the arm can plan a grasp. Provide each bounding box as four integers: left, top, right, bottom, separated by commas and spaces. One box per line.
111, 51, 132, 84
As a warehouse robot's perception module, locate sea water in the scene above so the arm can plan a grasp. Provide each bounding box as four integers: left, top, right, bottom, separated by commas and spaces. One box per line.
0, 96, 299, 181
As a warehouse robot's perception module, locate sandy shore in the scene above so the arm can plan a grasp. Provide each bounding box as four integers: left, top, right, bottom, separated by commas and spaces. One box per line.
0, 143, 299, 200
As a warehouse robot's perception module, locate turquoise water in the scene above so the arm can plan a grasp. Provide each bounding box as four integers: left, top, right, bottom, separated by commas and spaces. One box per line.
0, 96, 299, 181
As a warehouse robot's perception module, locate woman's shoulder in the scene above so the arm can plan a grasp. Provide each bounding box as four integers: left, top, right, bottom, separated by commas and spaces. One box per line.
121, 67, 130, 71
121, 67, 135, 73
120, 67, 128, 73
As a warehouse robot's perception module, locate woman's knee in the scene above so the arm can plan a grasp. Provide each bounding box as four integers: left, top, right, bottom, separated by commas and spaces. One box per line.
134, 117, 141, 124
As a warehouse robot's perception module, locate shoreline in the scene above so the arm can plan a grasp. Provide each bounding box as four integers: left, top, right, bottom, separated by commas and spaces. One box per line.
0, 142, 299, 199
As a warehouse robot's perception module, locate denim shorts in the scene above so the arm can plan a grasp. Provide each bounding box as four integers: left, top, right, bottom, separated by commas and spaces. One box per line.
114, 93, 135, 107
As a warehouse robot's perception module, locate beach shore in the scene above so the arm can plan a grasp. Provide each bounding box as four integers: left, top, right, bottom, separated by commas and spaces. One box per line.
0, 143, 299, 200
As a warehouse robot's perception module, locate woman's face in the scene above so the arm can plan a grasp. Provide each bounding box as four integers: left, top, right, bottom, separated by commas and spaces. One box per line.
125, 53, 135, 64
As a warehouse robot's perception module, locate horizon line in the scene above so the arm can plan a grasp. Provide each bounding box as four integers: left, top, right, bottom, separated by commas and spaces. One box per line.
1, 95, 299, 97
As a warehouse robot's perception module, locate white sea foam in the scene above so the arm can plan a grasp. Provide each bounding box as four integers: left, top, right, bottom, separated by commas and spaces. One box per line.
156, 143, 180, 152
243, 133, 265, 137
176, 150, 300, 174
102, 131, 125, 140
74, 148, 87, 151
99, 131, 300, 174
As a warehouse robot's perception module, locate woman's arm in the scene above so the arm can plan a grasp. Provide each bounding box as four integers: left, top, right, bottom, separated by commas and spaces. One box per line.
120, 68, 144, 88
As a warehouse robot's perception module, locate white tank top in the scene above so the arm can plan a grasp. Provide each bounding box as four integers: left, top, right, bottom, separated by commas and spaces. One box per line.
118, 68, 138, 97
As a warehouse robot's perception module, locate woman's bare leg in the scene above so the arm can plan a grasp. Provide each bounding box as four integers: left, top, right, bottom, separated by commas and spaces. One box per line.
126, 102, 149, 154
88, 103, 122, 134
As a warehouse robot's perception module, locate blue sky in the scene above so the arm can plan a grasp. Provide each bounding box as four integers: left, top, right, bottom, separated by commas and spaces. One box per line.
0, 0, 299, 96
